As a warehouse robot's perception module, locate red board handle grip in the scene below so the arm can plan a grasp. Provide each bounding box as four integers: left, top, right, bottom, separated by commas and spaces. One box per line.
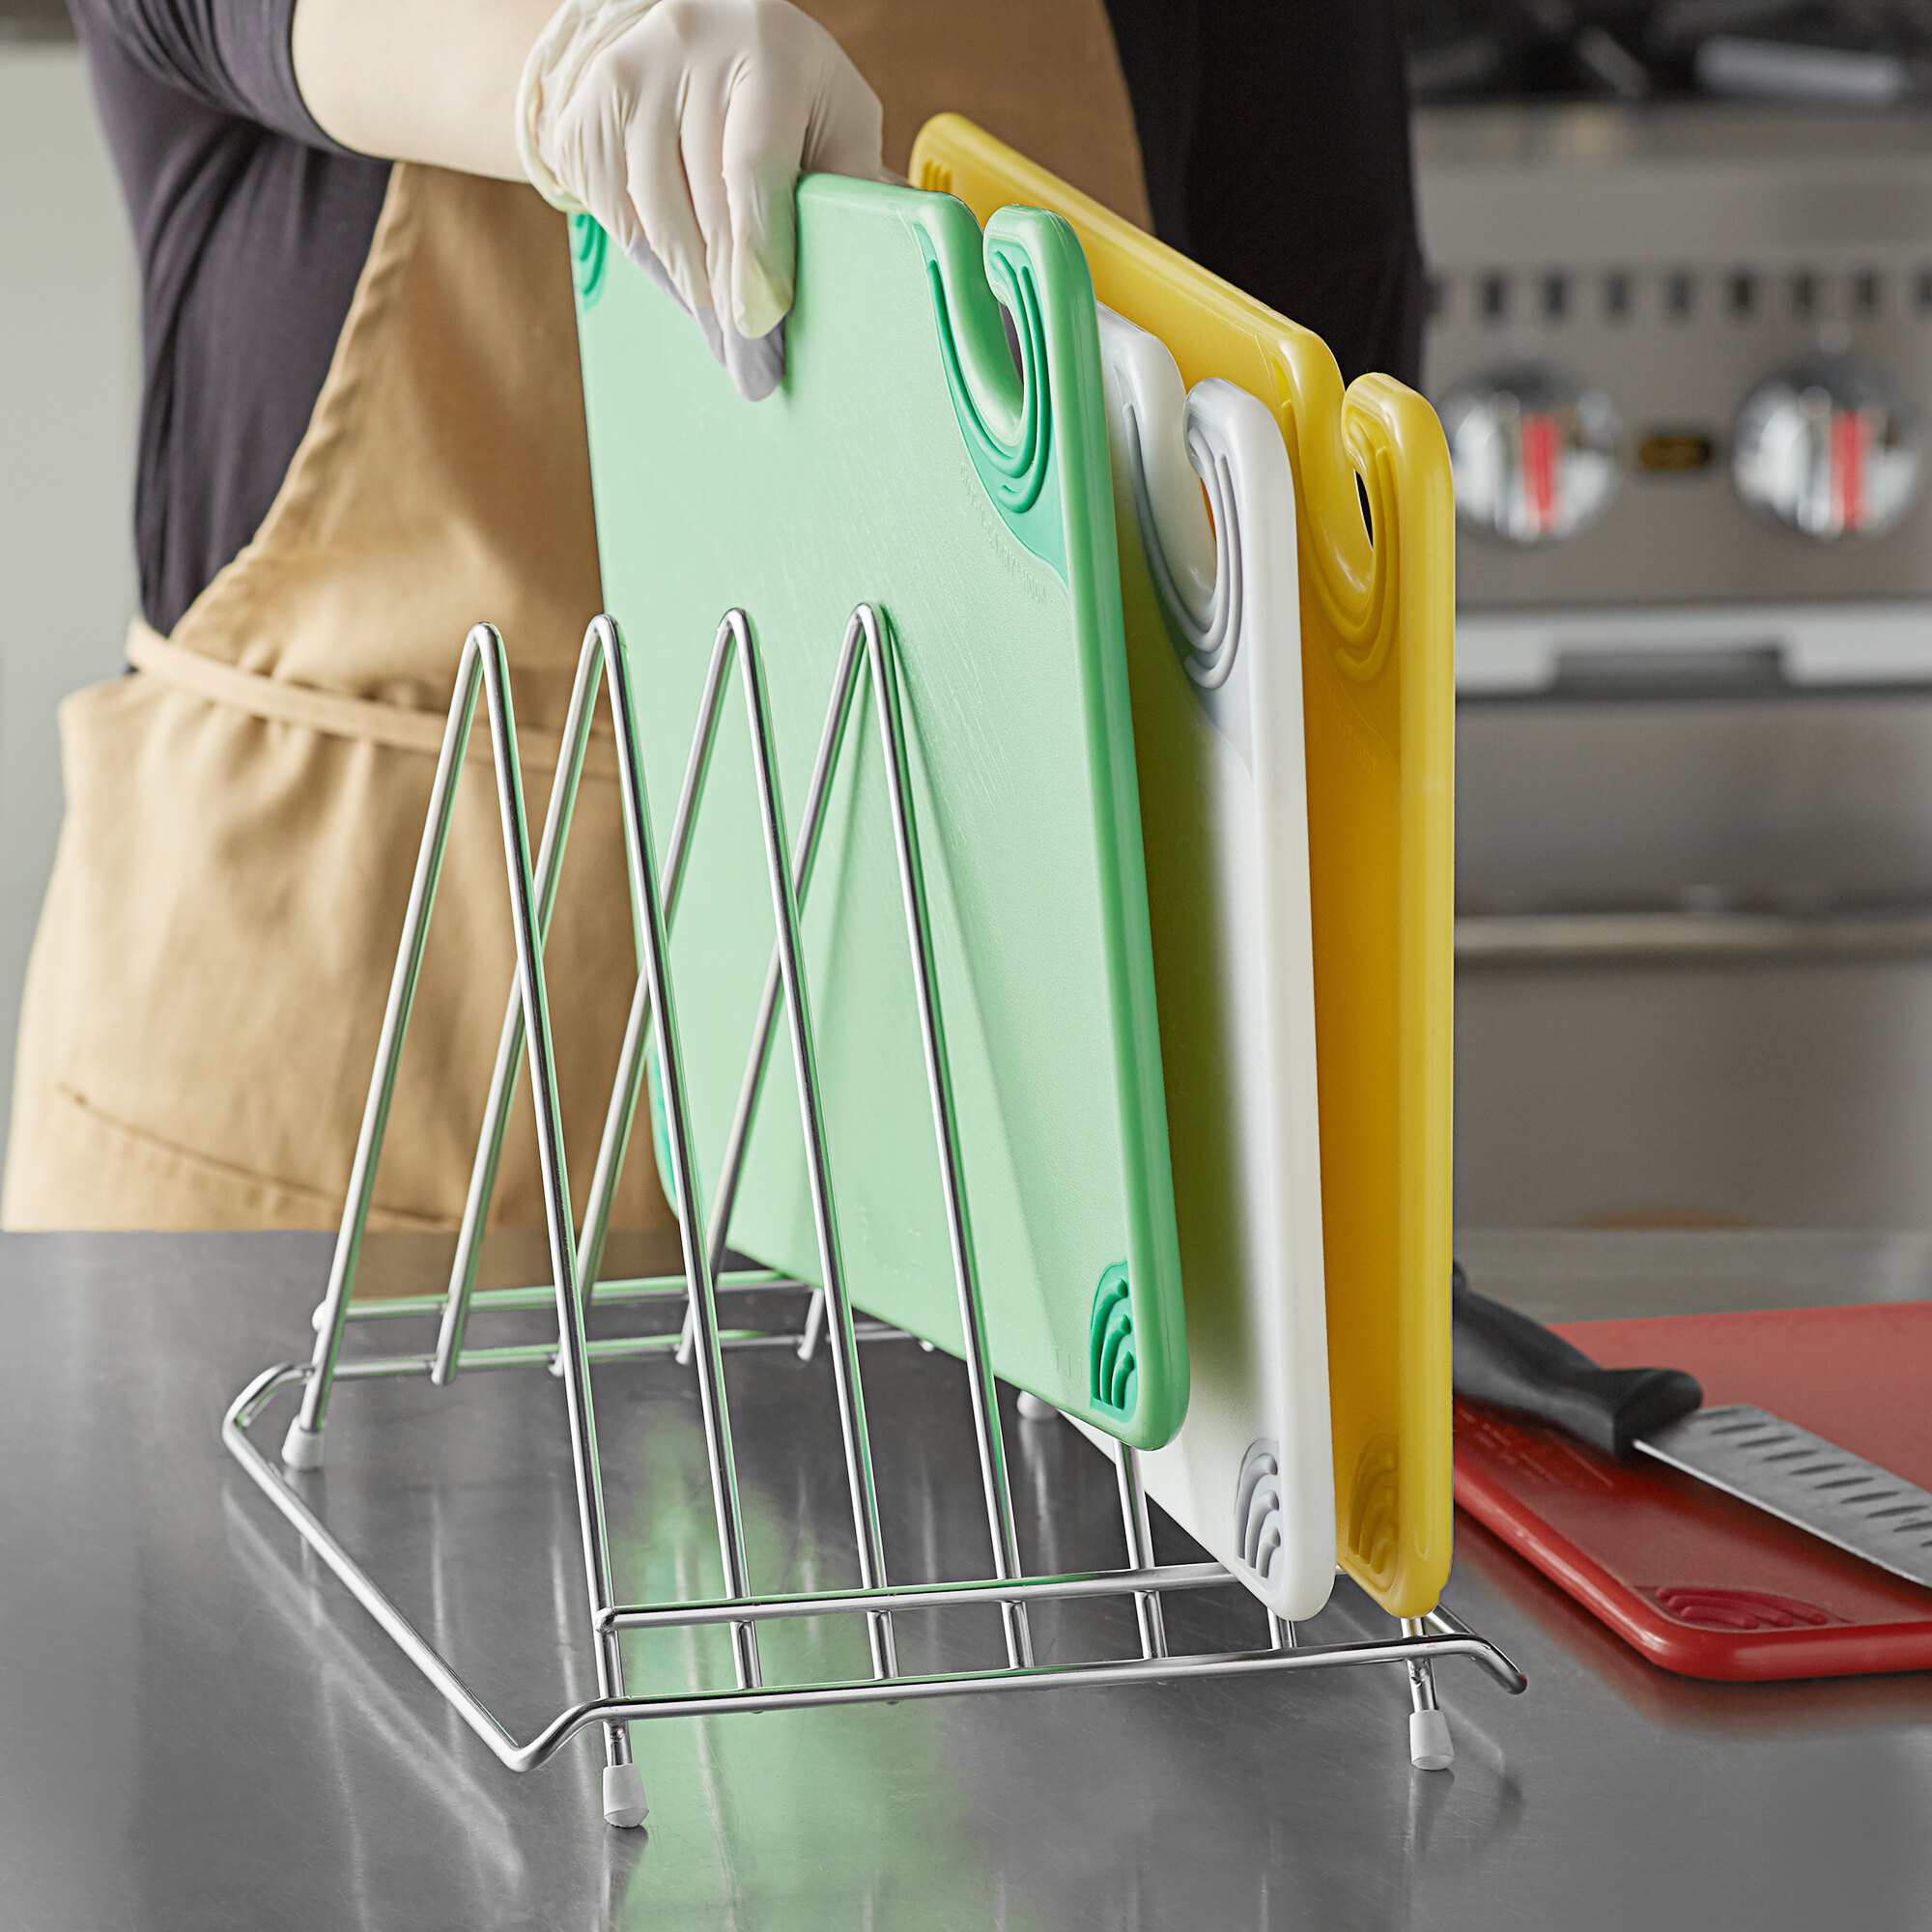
1452, 1263, 1705, 1458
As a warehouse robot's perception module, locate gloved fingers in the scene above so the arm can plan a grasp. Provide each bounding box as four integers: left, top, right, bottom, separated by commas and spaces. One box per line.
671, 50, 741, 351
526, 0, 881, 395
718, 74, 803, 341
619, 234, 696, 321
549, 77, 646, 260
721, 317, 785, 402
720, 25, 880, 340
620, 220, 787, 403
622, 64, 718, 320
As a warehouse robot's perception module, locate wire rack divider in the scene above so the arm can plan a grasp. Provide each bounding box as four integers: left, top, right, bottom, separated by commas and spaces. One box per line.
224, 608, 1525, 1827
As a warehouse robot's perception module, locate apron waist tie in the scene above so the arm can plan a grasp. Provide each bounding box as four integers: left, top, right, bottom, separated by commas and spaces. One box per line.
125, 619, 616, 778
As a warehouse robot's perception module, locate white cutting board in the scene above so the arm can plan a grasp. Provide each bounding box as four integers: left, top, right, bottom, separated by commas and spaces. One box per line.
1067, 310, 1335, 1620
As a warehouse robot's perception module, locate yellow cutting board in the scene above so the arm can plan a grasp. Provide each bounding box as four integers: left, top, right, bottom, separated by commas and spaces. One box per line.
909, 115, 1455, 1615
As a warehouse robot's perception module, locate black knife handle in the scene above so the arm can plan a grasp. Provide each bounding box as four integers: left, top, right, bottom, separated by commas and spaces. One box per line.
1451, 1262, 1704, 1458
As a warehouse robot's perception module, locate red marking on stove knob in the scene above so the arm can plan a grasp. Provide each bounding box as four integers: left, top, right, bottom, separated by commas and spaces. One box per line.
1831, 406, 1870, 534
1520, 411, 1561, 536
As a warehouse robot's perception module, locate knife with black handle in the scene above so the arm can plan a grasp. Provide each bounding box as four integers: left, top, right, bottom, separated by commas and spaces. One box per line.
1451, 1263, 1932, 1593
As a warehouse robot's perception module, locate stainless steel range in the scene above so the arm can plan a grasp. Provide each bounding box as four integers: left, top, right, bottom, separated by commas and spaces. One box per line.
1419, 103, 1932, 690
1419, 102, 1932, 1232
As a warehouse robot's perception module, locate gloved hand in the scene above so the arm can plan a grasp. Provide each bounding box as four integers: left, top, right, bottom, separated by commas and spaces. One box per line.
519, 0, 883, 399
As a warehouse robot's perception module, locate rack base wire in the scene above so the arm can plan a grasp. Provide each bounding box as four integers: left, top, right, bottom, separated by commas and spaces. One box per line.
224, 610, 1526, 1829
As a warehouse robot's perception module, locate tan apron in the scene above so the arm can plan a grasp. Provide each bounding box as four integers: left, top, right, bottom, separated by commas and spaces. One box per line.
806, 0, 1151, 224
1, 7, 1145, 1233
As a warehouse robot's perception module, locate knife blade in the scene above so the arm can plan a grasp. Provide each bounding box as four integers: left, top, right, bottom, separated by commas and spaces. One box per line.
1452, 1264, 1932, 1593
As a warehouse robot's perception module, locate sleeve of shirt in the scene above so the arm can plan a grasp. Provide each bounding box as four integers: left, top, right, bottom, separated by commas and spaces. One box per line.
66, 0, 353, 152
1102, 0, 1426, 389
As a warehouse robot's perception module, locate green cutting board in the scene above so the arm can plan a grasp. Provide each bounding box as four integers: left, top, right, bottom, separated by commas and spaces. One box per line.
571, 176, 1187, 1449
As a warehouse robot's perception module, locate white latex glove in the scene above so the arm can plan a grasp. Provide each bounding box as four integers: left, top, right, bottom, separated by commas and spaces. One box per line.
519, 0, 883, 399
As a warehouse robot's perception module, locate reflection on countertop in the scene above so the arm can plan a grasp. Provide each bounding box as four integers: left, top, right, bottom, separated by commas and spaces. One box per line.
1, 1228, 1927, 1929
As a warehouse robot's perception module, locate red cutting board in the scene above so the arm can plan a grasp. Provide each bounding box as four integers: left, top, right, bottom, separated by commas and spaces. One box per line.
1453, 1299, 1932, 1680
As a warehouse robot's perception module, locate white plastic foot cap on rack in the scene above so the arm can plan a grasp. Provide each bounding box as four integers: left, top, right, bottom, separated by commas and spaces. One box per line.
281, 1419, 326, 1472
603, 1761, 649, 1829
1409, 1708, 1454, 1772
1015, 1391, 1059, 1423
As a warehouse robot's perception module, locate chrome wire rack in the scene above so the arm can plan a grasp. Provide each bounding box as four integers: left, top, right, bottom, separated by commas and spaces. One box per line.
224, 609, 1526, 1829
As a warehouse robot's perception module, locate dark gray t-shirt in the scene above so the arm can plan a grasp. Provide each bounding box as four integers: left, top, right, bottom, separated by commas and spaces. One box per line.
71, 0, 387, 634
72, 0, 1421, 637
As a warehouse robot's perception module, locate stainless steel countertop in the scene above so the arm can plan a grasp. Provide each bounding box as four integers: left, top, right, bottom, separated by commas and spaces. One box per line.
4, 1228, 1929, 1930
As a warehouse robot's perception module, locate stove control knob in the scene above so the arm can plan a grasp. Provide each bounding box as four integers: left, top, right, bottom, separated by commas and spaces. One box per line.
1733, 361, 1921, 539
1437, 364, 1620, 544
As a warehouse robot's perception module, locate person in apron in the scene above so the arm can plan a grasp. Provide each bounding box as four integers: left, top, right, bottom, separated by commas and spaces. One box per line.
7, 0, 1419, 1233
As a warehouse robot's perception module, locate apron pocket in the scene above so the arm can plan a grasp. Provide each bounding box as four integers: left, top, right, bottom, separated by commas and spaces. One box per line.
5, 668, 669, 1234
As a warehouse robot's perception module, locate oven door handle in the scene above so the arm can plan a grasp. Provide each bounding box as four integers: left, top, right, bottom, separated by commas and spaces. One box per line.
1456, 908, 1932, 968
